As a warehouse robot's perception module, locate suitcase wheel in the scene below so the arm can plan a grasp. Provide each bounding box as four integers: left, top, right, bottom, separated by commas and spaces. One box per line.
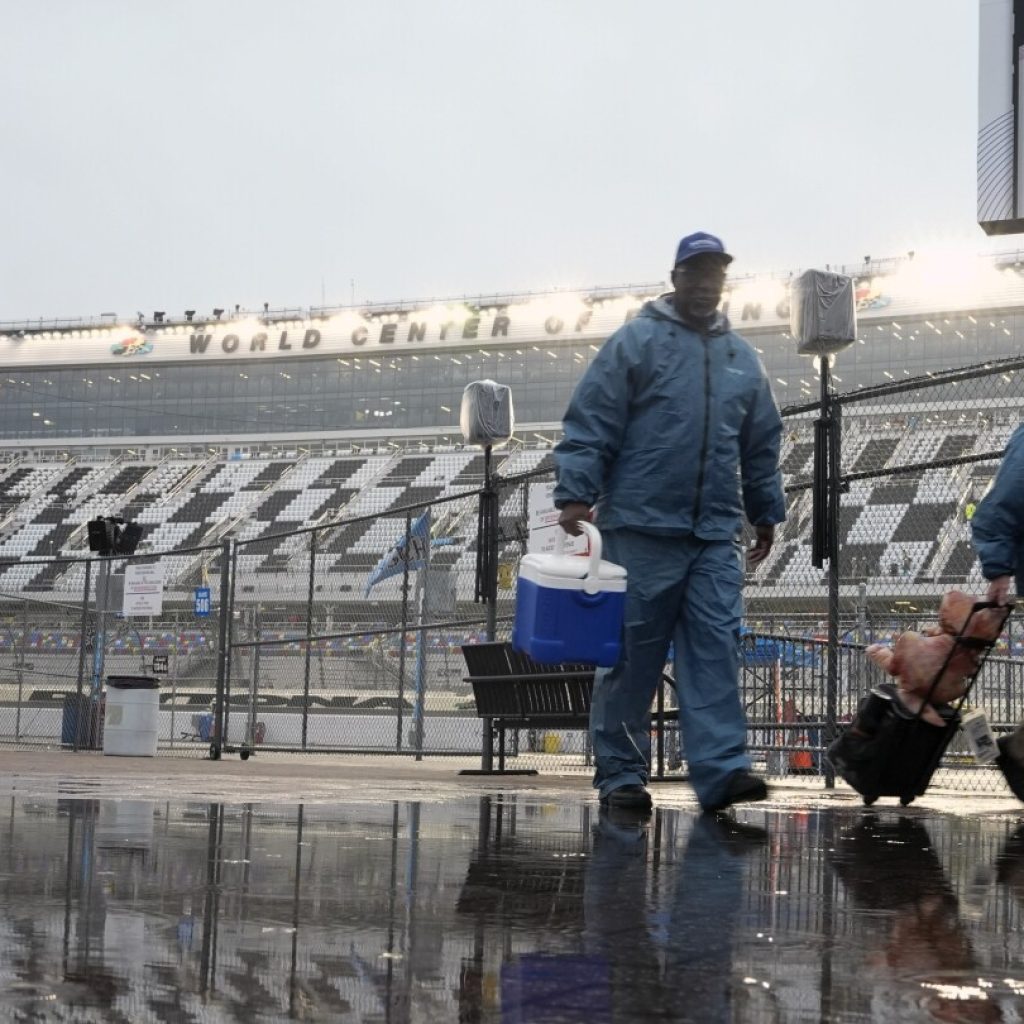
862, 795, 877, 806
899, 795, 914, 807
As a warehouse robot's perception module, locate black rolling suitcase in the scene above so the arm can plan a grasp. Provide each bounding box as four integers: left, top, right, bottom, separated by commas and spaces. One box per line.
827, 601, 1012, 806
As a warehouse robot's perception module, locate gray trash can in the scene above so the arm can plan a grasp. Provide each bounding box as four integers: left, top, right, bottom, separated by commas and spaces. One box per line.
103, 676, 160, 757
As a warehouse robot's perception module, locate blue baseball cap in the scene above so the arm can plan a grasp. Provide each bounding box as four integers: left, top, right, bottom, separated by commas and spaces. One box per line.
674, 231, 733, 267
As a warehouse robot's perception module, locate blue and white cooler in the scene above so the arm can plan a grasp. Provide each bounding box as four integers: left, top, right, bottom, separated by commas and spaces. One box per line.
512, 522, 627, 667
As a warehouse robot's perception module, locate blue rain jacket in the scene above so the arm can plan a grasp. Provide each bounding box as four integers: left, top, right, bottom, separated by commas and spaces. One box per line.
972, 422, 1024, 592
553, 296, 786, 539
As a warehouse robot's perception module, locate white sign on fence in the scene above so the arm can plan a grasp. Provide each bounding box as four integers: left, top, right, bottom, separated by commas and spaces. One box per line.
527, 482, 588, 556
122, 563, 164, 616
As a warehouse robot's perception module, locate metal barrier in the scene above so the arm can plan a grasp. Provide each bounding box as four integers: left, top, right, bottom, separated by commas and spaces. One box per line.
0, 357, 1020, 791
0, 544, 225, 757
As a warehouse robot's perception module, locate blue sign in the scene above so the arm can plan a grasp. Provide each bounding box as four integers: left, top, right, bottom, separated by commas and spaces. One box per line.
194, 587, 211, 617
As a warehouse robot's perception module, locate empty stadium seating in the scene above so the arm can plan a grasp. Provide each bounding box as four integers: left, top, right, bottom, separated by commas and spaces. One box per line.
751, 417, 1018, 593
0, 402, 1014, 602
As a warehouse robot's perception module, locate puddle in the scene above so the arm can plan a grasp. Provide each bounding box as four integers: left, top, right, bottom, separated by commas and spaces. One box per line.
0, 794, 1022, 1020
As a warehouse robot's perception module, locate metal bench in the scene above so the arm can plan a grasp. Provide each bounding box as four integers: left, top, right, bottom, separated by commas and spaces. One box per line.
459, 641, 683, 779
458, 641, 593, 775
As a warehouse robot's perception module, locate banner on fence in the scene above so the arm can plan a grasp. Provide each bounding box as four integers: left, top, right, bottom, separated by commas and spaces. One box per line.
365, 511, 432, 596
123, 563, 164, 616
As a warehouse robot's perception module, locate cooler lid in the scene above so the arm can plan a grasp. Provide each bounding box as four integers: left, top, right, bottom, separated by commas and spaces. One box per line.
106, 676, 160, 690
520, 552, 627, 582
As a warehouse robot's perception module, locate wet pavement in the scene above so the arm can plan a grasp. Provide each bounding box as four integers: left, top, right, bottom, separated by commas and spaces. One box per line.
1, 784, 1024, 1023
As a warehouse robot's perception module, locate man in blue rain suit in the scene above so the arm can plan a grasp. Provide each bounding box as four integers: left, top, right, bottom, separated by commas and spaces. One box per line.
971, 422, 1024, 798
554, 232, 785, 813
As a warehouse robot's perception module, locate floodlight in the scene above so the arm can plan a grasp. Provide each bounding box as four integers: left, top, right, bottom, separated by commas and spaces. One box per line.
184, 310, 195, 322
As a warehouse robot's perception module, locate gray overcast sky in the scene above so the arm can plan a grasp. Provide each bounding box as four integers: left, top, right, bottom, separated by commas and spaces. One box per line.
0, 1, 998, 321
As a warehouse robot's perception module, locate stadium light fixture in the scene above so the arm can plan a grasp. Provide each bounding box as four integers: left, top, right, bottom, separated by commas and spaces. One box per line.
184, 310, 195, 322
213, 309, 224, 320
153, 311, 165, 323
87, 516, 143, 557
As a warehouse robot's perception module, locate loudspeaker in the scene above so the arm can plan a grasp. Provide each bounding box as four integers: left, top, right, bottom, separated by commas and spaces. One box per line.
87, 519, 114, 555
116, 522, 144, 556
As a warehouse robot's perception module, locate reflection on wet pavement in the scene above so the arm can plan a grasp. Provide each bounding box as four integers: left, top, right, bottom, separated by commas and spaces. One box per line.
2, 793, 1024, 1022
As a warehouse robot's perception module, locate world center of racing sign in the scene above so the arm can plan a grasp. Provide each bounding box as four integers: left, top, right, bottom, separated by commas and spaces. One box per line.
7, 264, 1024, 371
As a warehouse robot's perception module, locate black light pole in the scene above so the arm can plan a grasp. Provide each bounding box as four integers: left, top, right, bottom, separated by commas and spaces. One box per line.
461, 381, 514, 642
810, 354, 842, 785
791, 271, 856, 789
478, 444, 498, 641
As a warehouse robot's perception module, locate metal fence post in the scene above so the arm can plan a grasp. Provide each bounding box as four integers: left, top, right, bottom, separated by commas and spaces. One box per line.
223, 541, 239, 751
14, 599, 27, 743
300, 531, 317, 751
250, 606, 261, 750
824, 391, 842, 788
412, 515, 431, 761
484, 447, 499, 641
396, 512, 412, 753
73, 560, 92, 752
91, 557, 111, 711
212, 539, 232, 760
169, 643, 178, 751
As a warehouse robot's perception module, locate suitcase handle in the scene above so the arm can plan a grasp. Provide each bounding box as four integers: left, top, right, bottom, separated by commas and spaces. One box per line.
556, 521, 603, 595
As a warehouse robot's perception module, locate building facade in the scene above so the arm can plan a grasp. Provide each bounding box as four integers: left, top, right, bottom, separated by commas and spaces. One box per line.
3, 252, 1024, 444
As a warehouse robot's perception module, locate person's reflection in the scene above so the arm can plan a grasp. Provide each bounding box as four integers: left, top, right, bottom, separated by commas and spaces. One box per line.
584, 807, 766, 1023
583, 806, 663, 1019
830, 815, 1001, 1024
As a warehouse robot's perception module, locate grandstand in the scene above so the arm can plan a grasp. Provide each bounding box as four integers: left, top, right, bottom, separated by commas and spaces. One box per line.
0, 423, 997, 610
0, 251, 1021, 583
1, 250, 1024, 751
755, 412, 1014, 602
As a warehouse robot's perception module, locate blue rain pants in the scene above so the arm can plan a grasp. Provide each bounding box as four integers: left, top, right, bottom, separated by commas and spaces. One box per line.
591, 528, 751, 809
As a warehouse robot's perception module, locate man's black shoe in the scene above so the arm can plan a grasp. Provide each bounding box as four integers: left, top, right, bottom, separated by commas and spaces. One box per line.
600, 784, 653, 811
997, 735, 1024, 802
701, 770, 768, 813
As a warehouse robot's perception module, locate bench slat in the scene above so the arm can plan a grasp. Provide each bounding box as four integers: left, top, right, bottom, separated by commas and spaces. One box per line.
461, 672, 594, 685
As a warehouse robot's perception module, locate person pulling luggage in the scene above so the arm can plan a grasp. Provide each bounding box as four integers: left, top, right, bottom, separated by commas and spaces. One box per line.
971, 422, 1024, 797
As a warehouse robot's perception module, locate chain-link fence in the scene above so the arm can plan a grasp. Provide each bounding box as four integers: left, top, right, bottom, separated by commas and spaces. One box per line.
0, 544, 225, 757
221, 484, 495, 759
740, 354, 1024, 793
0, 357, 1022, 790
